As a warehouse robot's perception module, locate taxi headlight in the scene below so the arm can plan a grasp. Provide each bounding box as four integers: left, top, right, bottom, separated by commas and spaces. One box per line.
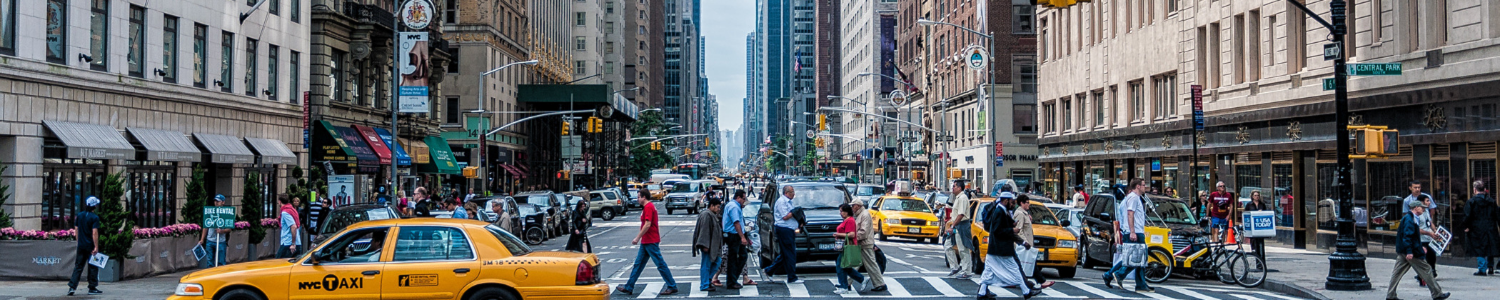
886, 219, 900, 225
1058, 240, 1077, 249
175, 283, 204, 296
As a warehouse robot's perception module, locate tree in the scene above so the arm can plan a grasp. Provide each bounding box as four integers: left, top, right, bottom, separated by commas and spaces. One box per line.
0, 162, 12, 228
97, 172, 134, 259
627, 110, 672, 179
241, 172, 267, 244
180, 166, 209, 225
285, 166, 309, 207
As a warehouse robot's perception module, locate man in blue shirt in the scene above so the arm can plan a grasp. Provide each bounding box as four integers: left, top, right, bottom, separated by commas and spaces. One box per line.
68, 196, 103, 296
764, 185, 801, 283
722, 190, 749, 289
1388, 199, 1451, 300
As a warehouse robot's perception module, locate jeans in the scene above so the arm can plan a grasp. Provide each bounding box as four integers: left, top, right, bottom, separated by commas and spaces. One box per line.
725, 233, 746, 285
68, 248, 98, 290
698, 252, 720, 290
276, 244, 301, 259
767, 226, 799, 281
835, 252, 865, 290
204, 241, 227, 267
1479, 256, 1490, 273
1105, 232, 1150, 290
624, 243, 677, 292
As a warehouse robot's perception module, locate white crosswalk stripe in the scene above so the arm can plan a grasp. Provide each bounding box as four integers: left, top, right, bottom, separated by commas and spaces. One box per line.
607, 276, 1298, 299
1160, 286, 1216, 300
923, 276, 966, 297
970, 276, 1019, 297
1061, 281, 1130, 299
786, 280, 809, 297
884, 276, 913, 297
688, 281, 708, 298
636, 282, 664, 299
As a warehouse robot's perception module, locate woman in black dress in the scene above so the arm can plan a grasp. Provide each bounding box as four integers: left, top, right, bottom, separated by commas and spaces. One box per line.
565, 200, 592, 252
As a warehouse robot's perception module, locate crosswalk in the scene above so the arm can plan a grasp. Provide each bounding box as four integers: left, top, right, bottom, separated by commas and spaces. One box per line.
606, 276, 1305, 299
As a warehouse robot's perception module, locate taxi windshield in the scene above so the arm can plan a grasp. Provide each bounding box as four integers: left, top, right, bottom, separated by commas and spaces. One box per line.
879, 198, 932, 213
1027, 204, 1060, 226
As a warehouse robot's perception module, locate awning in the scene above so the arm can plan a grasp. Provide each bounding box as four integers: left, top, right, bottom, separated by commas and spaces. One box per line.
244, 138, 298, 165
399, 138, 431, 165
125, 127, 201, 162
312, 120, 358, 168
193, 133, 255, 164
43, 120, 135, 160
420, 136, 462, 175
331, 126, 380, 173
351, 125, 393, 165
500, 164, 526, 178
373, 127, 412, 166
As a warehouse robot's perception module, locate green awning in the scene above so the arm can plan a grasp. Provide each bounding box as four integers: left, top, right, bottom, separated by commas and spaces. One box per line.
419, 136, 462, 175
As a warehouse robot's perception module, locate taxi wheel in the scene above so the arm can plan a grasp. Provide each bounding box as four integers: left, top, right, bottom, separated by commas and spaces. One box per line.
1057, 267, 1077, 278
217, 288, 265, 300
466, 287, 520, 300
601, 208, 616, 221
877, 224, 888, 241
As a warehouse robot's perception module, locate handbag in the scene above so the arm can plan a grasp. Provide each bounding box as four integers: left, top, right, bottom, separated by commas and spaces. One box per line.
838, 236, 864, 268
1119, 243, 1148, 267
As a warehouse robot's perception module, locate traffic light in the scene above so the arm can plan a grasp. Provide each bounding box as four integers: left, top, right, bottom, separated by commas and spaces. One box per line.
463, 166, 480, 178
949, 168, 963, 179
594, 117, 604, 133
1035, 0, 1085, 8
685, 149, 692, 156
557, 170, 571, 180
814, 138, 824, 148
818, 114, 828, 131
1352, 125, 1400, 157
561, 121, 571, 135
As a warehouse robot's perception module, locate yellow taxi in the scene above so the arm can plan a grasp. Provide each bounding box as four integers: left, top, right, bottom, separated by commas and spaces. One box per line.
169, 218, 607, 300
965, 196, 1080, 278
869, 194, 941, 244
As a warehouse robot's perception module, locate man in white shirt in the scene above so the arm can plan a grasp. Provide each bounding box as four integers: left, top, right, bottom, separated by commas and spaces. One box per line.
945, 181, 975, 279
764, 185, 801, 283
1103, 178, 1153, 293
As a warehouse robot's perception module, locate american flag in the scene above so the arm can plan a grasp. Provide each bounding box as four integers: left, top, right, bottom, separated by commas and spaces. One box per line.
793, 50, 804, 74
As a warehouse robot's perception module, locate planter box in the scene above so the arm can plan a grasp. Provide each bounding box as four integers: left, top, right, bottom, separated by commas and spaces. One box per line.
0, 240, 79, 280
227, 233, 248, 264
120, 239, 152, 280
99, 258, 122, 282
174, 236, 200, 270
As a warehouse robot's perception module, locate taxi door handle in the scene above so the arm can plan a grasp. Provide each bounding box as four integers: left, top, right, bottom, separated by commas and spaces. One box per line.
454, 268, 471, 274
362, 270, 380, 276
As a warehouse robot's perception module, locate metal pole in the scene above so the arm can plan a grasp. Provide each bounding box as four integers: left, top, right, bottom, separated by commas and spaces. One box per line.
389, 0, 400, 197
478, 73, 487, 194
987, 30, 995, 189
1322, 0, 1371, 290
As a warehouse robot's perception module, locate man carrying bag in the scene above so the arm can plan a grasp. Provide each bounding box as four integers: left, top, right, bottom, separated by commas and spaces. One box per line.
1104, 179, 1154, 293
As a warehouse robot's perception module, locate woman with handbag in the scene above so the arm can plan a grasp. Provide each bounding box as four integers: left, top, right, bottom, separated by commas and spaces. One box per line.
833, 203, 867, 294
565, 200, 592, 253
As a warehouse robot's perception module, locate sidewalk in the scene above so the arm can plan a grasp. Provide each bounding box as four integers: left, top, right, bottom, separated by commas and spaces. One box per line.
1261, 246, 1500, 300
0, 271, 185, 300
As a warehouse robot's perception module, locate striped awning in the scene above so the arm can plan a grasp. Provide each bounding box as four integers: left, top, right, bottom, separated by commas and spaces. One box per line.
193, 133, 255, 164
126, 127, 201, 162
43, 120, 135, 160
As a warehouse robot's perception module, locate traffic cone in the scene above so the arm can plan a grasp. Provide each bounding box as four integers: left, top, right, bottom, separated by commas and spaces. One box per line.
1225, 218, 1239, 245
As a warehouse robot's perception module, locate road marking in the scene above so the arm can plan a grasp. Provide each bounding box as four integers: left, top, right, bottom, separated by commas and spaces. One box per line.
636, 282, 664, 299
833, 279, 863, 298
787, 280, 810, 297
1158, 286, 1213, 300
886, 257, 932, 273
884, 276, 913, 297
922, 276, 965, 297
1039, 286, 1079, 298
1061, 281, 1127, 299
969, 277, 1018, 297
1254, 291, 1304, 300
1232, 295, 1266, 300
688, 281, 708, 298
739, 282, 760, 297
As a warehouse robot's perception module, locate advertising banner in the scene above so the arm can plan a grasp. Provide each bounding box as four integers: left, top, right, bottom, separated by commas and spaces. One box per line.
397, 32, 430, 113
329, 175, 356, 205
203, 206, 236, 229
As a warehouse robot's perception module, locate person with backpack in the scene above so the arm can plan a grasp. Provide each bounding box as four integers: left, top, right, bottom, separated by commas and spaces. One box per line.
1070, 184, 1089, 208
1208, 182, 1237, 243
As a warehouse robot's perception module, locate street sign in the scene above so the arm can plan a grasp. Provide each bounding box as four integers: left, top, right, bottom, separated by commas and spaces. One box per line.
561, 136, 583, 159
1323, 43, 1342, 61
899, 137, 920, 143
937, 135, 956, 142
1191, 85, 1205, 131
805, 129, 815, 139
994, 142, 1004, 167
965, 46, 989, 71
203, 206, 236, 229
1348, 63, 1402, 75
1323, 78, 1338, 91
889, 90, 908, 106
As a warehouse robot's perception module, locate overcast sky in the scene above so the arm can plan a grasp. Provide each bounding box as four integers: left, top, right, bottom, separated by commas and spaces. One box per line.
702, 1, 753, 132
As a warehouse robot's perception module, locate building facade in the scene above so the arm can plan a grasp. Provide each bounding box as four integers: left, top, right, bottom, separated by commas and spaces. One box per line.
1, 0, 309, 230
839, 0, 898, 180
1035, 0, 1500, 264
441, 0, 534, 193
622, 0, 663, 110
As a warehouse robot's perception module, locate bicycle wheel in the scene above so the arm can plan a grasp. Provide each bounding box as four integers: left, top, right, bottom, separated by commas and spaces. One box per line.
1232, 252, 1268, 288
1142, 248, 1174, 284
1214, 252, 1237, 284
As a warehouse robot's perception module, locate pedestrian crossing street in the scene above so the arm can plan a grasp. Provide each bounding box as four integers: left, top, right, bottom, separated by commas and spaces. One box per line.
606, 276, 1306, 299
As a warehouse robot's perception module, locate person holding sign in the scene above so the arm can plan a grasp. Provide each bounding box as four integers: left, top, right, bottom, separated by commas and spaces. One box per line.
200, 195, 232, 268
67, 196, 103, 296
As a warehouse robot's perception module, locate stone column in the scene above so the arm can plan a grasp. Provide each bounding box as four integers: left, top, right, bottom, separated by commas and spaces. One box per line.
0, 136, 44, 230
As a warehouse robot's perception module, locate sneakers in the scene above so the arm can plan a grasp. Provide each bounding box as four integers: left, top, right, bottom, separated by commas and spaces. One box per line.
1022, 289, 1043, 299
1135, 287, 1156, 293
871, 285, 888, 292
1434, 292, 1451, 300
67, 288, 75, 296
834, 288, 851, 294
948, 269, 961, 276
956, 274, 972, 280
614, 286, 633, 295
87, 289, 103, 295
787, 278, 803, 284
860, 278, 872, 292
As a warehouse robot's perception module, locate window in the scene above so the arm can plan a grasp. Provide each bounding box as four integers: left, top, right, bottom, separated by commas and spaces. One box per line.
313, 227, 391, 264
161, 16, 178, 82
331, 50, 345, 101
1248, 10, 1261, 81
605, 42, 614, 54
604, 62, 614, 74
1208, 22, 1221, 88
290, 51, 299, 103
40, 163, 106, 231
1232, 14, 1244, 84
447, 47, 458, 73
445, 0, 456, 23
575, 36, 587, 50
576, 12, 586, 26
1129, 80, 1144, 122
1041, 102, 1055, 133
393, 226, 474, 261
1014, 104, 1036, 133
267, 45, 278, 100
126, 164, 176, 229
221, 31, 234, 92
574, 60, 586, 74
1152, 74, 1177, 118
1014, 5, 1034, 34
1286, 2, 1305, 73
244, 38, 257, 96
445, 96, 460, 124
291, 0, 300, 22
192, 23, 206, 87
127, 5, 145, 77
0, 0, 16, 55
1195, 26, 1206, 87
89, 0, 108, 71
606, 1, 615, 14
1092, 90, 1106, 127
269, 0, 279, 15
1062, 98, 1072, 131
1013, 56, 1036, 93
605, 22, 614, 34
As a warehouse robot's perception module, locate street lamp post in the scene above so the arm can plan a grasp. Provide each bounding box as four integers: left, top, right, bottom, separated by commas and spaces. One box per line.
830, 95, 871, 181
918, 18, 994, 191
473, 60, 539, 194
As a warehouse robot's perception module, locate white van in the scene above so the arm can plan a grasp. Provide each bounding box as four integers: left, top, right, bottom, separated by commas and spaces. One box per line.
650, 173, 691, 185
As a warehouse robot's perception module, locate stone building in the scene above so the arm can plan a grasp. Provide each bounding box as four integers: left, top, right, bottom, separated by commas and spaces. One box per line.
441, 0, 533, 194
0, 0, 308, 230
1035, 0, 1500, 264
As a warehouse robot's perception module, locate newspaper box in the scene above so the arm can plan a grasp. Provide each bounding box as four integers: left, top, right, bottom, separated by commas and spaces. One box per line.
1242, 211, 1276, 238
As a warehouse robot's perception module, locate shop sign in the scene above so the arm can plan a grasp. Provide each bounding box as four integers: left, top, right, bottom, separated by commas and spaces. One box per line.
1191, 85, 1204, 131
398, 0, 434, 30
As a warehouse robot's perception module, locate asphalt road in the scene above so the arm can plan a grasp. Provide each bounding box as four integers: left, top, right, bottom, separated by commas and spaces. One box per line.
579, 198, 1309, 300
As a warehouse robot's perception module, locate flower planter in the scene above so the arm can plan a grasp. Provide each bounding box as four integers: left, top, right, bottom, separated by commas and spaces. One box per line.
0, 240, 79, 280
120, 239, 153, 280
98, 258, 123, 282
227, 233, 249, 264
174, 236, 200, 271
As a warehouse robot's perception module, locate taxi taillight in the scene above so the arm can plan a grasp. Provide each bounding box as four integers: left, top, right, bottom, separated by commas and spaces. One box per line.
575, 261, 599, 285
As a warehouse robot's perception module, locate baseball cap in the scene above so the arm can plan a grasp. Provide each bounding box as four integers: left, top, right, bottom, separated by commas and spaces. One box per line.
998, 192, 1016, 199
214, 194, 227, 202
851, 199, 866, 206
1075, 184, 1085, 190
85, 196, 100, 207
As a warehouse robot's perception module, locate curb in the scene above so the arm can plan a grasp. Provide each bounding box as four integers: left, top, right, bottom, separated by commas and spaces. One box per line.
1259, 279, 1332, 300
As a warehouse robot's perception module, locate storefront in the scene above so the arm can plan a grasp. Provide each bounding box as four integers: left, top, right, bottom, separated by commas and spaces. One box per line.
352, 125, 395, 186
123, 127, 203, 229
419, 136, 463, 197
311, 121, 379, 175
397, 138, 432, 194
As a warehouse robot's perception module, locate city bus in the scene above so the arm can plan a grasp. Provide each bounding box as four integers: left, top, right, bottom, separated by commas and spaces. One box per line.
673, 163, 709, 180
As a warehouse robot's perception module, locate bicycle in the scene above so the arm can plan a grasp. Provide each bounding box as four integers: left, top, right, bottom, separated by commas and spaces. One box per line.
1148, 230, 1266, 288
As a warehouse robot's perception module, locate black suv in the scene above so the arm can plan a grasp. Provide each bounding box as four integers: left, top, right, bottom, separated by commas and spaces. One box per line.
1078, 193, 1202, 269
756, 179, 886, 274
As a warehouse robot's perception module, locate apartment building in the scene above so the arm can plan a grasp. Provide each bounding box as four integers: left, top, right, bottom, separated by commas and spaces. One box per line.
441, 0, 535, 192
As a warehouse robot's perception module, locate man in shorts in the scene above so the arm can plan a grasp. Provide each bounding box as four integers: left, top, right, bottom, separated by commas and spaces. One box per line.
1208, 182, 1237, 242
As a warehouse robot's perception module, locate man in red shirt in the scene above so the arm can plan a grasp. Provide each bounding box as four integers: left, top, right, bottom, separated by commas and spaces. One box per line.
1208, 181, 1237, 242
617, 191, 679, 295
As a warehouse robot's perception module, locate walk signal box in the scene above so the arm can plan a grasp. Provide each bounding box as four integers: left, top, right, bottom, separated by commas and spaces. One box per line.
1351, 125, 1399, 158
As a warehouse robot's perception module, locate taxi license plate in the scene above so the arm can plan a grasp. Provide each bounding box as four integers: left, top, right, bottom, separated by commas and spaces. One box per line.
818, 243, 836, 250
907, 227, 922, 233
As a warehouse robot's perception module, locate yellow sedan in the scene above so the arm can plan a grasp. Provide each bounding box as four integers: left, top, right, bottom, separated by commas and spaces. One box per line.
169, 218, 607, 300
870, 195, 941, 244
965, 197, 1081, 278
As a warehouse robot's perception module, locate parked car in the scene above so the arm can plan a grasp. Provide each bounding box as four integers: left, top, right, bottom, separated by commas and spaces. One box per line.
1077, 194, 1202, 270
756, 180, 887, 274
664, 180, 707, 215
513, 191, 567, 239
310, 204, 400, 246
588, 189, 628, 220
514, 203, 551, 245
474, 197, 521, 234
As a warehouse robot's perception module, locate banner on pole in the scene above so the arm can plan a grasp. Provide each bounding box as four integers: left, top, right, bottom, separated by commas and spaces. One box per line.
397, 32, 430, 113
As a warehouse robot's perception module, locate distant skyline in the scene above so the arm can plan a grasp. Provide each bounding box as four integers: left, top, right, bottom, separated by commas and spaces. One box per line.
702, 0, 753, 131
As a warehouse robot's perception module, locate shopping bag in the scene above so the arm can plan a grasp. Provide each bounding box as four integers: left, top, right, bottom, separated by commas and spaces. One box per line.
838, 236, 863, 269
1119, 243, 1148, 268
1015, 245, 1037, 277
